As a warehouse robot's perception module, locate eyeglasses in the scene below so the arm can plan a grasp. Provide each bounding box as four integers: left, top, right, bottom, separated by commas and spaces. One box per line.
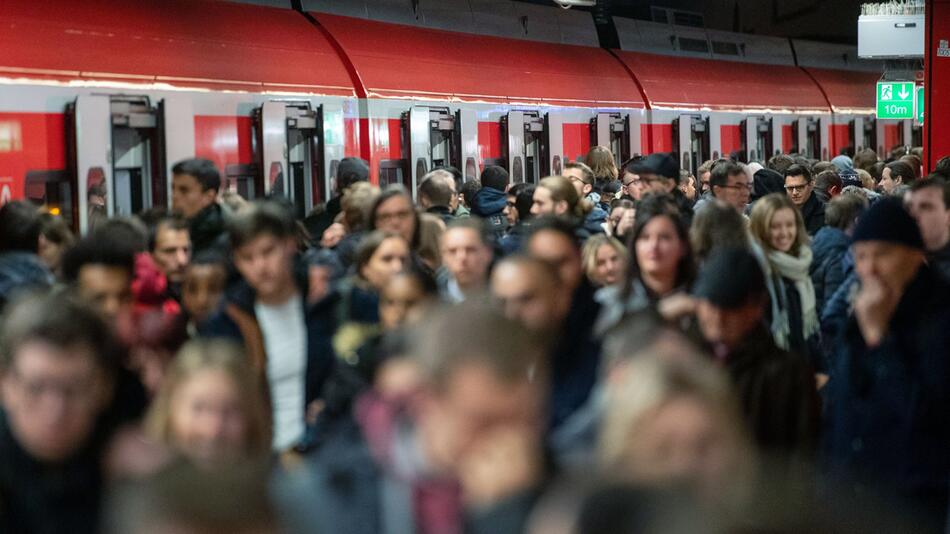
376, 209, 414, 223
784, 184, 809, 193
623, 179, 642, 188
720, 183, 752, 191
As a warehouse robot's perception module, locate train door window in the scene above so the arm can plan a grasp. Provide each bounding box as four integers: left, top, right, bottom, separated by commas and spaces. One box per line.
225, 164, 259, 201
672, 115, 709, 173
253, 101, 325, 219
911, 123, 922, 148
24, 170, 72, 223
590, 113, 630, 167
756, 118, 773, 163
379, 159, 409, 188
464, 158, 478, 182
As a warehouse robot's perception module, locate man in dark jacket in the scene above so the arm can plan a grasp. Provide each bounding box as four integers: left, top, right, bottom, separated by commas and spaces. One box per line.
472, 165, 510, 238
0, 295, 119, 534
0, 201, 53, 310
417, 169, 457, 225
171, 158, 229, 256
906, 177, 950, 280
823, 198, 950, 532
299, 303, 549, 534
499, 183, 535, 255
784, 164, 826, 235
563, 161, 607, 236
693, 247, 820, 462
203, 200, 335, 452
304, 157, 369, 241
630, 153, 693, 225
810, 194, 867, 313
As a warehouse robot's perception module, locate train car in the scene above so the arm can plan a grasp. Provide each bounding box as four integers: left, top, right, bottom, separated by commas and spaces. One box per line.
0, 0, 912, 234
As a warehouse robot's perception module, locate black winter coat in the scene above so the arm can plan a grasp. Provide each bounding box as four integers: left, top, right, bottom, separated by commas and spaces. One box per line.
823, 266, 950, 532
188, 202, 229, 256
800, 193, 826, 236
720, 324, 820, 461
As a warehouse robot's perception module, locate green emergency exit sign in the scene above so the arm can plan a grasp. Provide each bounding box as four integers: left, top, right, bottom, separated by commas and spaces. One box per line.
877, 81, 915, 120
916, 85, 924, 123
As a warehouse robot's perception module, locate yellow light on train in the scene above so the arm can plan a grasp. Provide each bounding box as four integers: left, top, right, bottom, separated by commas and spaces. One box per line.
48, 206, 61, 216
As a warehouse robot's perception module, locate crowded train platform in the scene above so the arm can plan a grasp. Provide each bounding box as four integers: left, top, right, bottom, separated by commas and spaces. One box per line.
2, 0, 950, 532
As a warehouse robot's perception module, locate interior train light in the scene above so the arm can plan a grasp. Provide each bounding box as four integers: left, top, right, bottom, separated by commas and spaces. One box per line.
553, 0, 596, 8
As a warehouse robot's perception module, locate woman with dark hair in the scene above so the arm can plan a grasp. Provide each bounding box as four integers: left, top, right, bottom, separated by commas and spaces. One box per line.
596, 193, 695, 334
368, 185, 420, 250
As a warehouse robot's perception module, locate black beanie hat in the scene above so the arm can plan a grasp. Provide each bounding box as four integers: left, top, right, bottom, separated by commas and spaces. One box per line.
851, 197, 924, 250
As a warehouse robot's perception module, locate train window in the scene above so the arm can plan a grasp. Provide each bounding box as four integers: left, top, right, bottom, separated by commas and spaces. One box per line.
268, 162, 284, 196
711, 41, 740, 56
553, 155, 562, 175
380, 159, 409, 189
677, 37, 709, 53
512, 157, 524, 184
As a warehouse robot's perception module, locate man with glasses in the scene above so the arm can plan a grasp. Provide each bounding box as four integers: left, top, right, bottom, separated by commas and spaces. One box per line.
707, 160, 752, 215
784, 164, 826, 235
630, 153, 694, 225
619, 159, 645, 201
563, 161, 608, 236
0, 294, 119, 533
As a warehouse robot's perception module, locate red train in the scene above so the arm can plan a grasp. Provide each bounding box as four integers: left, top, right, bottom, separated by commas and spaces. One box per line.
0, 0, 917, 232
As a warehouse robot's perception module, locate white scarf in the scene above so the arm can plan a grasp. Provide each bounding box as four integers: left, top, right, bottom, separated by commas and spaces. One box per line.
765, 247, 819, 350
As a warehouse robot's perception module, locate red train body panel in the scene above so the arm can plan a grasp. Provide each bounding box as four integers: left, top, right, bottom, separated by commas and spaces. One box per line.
0, 0, 914, 222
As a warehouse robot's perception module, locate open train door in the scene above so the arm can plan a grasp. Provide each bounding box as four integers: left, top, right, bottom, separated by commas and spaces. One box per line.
71, 94, 169, 234
72, 95, 111, 233
850, 117, 877, 152
254, 100, 325, 219
545, 112, 565, 176
590, 113, 630, 168
160, 96, 195, 207
502, 111, 546, 184
404, 106, 461, 196
741, 116, 773, 163
794, 117, 821, 160
673, 114, 710, 174
458, 109, 479, 183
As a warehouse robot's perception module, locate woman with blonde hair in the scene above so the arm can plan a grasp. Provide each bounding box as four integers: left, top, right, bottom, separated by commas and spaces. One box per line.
600, 350, 754, 507
748, 193, 820, 366
582, 234, 627, 287
584, 145, 619, 182
145, 339, 271, 466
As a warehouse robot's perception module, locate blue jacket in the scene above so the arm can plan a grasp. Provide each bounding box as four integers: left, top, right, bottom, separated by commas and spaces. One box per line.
0, 252, 53, 310
471, 187, 508, 238
823, 266, 950, 530
580, 206, 607, 239
810, 226, 850, 314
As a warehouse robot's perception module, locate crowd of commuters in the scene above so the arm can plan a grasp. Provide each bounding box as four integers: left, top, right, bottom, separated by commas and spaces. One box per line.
1, 143, 950, 533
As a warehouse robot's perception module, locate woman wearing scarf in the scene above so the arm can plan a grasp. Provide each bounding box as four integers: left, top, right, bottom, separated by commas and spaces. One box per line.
749, 193, 823, 371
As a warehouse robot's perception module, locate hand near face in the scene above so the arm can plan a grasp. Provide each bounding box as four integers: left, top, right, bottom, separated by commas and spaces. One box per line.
457, 426, 543, 508
854, 276, 899, 348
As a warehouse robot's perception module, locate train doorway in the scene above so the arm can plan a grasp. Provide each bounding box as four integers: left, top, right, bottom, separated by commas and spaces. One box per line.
254, 100, 325, 219
590, 113, 630, 168
501, 111, 546, 184
741, 116, 773, 163
673, 114, 709, 174
70, 94, 193, 233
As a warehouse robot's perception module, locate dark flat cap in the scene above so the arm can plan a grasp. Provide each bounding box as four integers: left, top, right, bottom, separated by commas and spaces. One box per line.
631, 153, 679, 180
693, 247, 767, 309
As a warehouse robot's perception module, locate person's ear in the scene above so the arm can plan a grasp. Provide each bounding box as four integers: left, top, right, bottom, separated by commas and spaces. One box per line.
555, 200, 569, 215
583, 183, 592, 196
830, 185, 841, 197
